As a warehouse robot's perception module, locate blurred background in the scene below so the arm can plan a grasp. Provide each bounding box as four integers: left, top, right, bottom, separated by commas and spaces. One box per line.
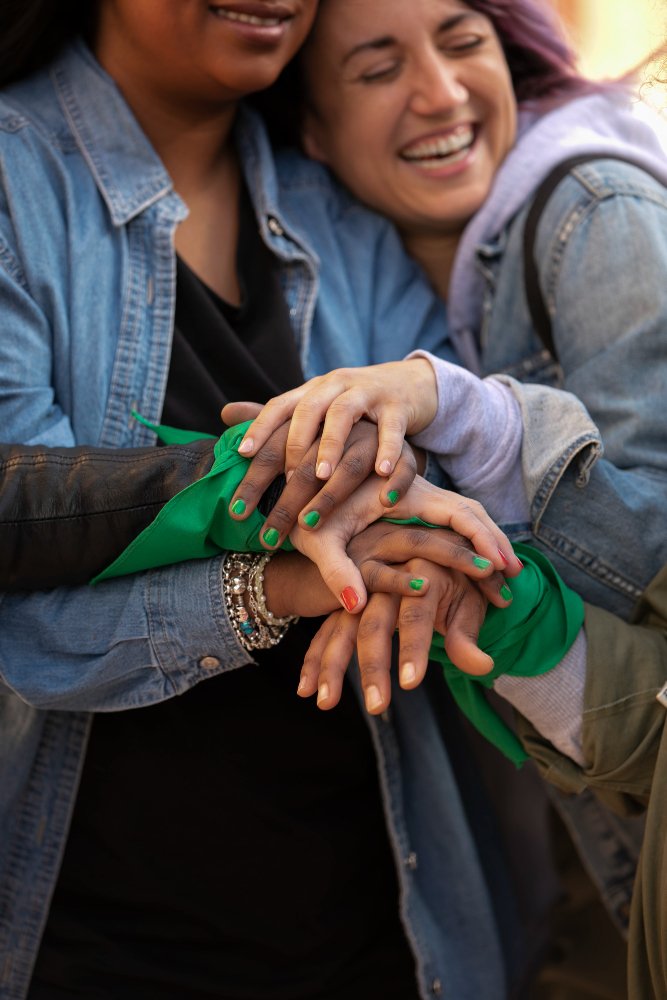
551, 0, 667, 133
553, 0, 665, 79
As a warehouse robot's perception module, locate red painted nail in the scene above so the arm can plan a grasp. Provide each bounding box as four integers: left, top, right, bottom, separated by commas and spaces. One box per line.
340, 587, 359, 612
498, 549, 509, 565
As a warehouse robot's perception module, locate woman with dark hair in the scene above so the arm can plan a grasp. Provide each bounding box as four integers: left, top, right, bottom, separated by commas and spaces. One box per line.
0, 2, 663, 997
0, 2, 558, 999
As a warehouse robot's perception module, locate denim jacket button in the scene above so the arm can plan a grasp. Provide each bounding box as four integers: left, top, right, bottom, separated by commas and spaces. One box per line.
267, 216, 284, 237
199, 656, 220, 670
431, 978, 443, 996
404, 851, 418, 871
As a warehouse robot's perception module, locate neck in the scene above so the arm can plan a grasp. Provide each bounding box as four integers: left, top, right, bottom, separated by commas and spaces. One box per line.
399, 230, 460, 302
116, 82, 239, 195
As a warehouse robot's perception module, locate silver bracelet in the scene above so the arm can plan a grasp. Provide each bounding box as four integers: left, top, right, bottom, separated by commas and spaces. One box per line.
222, 553, 295, 651
248, 552, 299, 628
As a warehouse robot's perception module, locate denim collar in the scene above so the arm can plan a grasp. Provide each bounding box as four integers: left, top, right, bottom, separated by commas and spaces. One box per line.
51, 40, 183, 226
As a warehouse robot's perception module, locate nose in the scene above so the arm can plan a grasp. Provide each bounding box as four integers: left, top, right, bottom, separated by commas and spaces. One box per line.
408, 51, 468, 117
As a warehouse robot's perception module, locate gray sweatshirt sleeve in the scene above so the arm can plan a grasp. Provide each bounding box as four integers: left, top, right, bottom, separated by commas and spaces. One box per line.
406, 351, 530, 525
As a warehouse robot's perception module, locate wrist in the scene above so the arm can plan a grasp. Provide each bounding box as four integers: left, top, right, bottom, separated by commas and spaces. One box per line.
264, 551, 339, 618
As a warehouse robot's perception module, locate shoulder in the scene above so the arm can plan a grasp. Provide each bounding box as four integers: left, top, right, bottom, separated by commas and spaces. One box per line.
517, 156, 667, 290
0, 67, 72, 153
557, 157, 667, 207
275, 149, 396, 232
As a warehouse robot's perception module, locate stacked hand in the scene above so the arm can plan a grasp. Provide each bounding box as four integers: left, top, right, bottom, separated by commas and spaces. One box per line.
221, 401, 521, 714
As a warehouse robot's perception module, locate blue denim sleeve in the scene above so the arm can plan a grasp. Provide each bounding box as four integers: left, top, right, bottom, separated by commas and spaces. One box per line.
528, 170, 667, 617
0, 557, 251, 710
0, 240, 251, 711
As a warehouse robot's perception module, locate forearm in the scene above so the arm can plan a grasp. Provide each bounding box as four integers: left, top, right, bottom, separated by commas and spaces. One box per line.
407, 351, 530, 525
0, 554, 250, 710
494, 629, 587, 765
0, 439, 214, 589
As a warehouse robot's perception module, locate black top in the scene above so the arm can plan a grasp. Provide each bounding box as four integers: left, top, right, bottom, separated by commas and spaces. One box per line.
30, 193, 419, 1000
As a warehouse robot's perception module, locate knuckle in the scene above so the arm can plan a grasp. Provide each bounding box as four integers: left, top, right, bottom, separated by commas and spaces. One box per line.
398, 602, 430, 627
407, 528, 433, 550
315, 487, 339, 513
290, 461, 317, 489
265, 503, 294, 529
338, 450, 368, 479
357, 615, 386, 641
252, 442, 284, 469
294, 397, 325, 419
362, 563, 385, 591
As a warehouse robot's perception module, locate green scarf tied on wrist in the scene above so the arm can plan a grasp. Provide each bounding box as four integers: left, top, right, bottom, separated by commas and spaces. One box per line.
92, 417, 294, 584
429, 541, 584, 767
94, 417, 584, 768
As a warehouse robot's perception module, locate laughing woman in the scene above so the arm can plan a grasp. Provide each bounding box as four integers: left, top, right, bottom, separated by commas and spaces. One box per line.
0, 2, 524, 998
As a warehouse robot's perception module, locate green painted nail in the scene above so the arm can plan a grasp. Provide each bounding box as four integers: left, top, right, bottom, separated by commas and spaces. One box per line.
263, 527, 280, 547
473, 556, 492, 569
387, 489, 400, 505
303, 510, 320, 528
409, 578, 425, 591
500, 584, 513, 602
231, 498, 246, 516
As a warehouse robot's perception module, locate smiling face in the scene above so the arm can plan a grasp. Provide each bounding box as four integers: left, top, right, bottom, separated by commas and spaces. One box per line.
95, 0, 318, 112
301, 0, 517, 245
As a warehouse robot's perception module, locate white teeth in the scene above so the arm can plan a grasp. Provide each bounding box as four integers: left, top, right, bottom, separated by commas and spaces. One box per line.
210, 8, 282, 26
402, 126, 474, 162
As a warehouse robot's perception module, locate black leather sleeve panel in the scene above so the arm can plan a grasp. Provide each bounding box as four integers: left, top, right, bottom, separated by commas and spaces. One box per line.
0, 440, 215, 591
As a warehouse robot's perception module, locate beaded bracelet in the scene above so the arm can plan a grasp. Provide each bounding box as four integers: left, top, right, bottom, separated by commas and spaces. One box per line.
248, 552, 299, 629
222, 553, 296, 652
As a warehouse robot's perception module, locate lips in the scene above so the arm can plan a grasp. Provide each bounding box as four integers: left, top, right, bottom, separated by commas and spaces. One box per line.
208, 2, 295, 26
400, 124, 475, 165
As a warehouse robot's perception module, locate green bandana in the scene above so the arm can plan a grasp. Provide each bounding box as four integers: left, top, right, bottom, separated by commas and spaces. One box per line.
94, 417, 584, 768
429, 542, 584, 766
93, 418, 293, 584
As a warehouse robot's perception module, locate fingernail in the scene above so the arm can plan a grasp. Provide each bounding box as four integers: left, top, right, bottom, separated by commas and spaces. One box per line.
386, 489, 400, 505
516, 557, 525, 569
498, 549, 509, 566
473, 556, 492, 569
238, 437, 254, 455
317, 682, 329, 705
297, 676, 309, 694
409, 578, 424, 591
262, 527, 280, 547
400, 662, 416, 686
379, 459, 392, 475
500, 583, 513, 602
231, 498, 246, 516
340, 586, 359, 612
303, 510, 320, 528
365, 685, 383, 711
316, 461, 332, 479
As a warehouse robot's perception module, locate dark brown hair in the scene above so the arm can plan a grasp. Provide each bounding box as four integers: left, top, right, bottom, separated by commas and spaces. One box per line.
0, 0, 97, 88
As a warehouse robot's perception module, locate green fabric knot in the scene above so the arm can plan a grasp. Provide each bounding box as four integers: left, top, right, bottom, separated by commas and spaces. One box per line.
94, 416, 585, 770
429, 543, 584, 766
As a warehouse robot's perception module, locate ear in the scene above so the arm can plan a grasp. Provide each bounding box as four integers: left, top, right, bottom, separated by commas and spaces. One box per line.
301, 108, 330, 165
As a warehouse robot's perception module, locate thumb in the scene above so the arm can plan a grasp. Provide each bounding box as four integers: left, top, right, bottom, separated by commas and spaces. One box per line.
221, 401, 263, 426
291, 525, 368, 613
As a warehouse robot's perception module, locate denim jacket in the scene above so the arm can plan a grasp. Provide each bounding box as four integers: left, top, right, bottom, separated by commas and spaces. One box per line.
0, 43, 510, 1000
445, 98, 667, 934
479, 156, 667, 618
445, 95, 667, 619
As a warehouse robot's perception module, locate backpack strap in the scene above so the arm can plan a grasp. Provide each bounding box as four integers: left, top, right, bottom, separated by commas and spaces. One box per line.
523, 153, 666, 360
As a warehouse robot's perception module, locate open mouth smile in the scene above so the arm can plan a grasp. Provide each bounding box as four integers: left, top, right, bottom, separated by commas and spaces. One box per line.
400, 125, 476, 169
208, 5, 292, 28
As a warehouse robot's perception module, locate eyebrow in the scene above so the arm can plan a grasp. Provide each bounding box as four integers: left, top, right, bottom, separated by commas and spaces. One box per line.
341, 12, 473, 66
